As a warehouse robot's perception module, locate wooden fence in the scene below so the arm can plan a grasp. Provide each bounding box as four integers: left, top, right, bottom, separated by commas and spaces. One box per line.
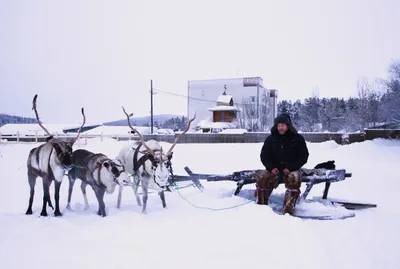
1, 130, 398, 145
0, 132, 345, 145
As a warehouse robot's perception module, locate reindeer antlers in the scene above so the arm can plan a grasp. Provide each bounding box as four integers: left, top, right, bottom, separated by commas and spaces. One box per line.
71, 107, 86, 144
122, 106, 155, 156
32, 94, 52, 136
32, 94, 86, 143
165, 112, 196, 156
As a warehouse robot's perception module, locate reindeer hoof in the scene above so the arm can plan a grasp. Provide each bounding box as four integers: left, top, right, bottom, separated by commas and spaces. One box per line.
84, 205, 90, 211
54, 211, 62, 217
25, 208, 33, 215
141, 210, 147, 214
40, 211, 48, 217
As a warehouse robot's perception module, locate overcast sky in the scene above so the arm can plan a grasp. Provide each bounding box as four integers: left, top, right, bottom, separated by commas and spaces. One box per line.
1, 0, 399, 124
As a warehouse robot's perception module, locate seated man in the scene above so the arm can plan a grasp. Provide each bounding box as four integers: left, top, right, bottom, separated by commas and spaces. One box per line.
258, 113, 309, 215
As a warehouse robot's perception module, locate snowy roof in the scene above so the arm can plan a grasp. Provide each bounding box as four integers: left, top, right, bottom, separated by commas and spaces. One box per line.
219, 128, 248, 134
217, 94, 233, 104
208, 105, 240, 112
197, 118, 237, 129
0, 123, 96, 136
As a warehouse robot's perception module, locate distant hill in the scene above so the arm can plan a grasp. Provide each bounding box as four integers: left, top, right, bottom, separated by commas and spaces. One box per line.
0, 113, 36, 127
0, 113, 188, 130
104, 114, 185, 126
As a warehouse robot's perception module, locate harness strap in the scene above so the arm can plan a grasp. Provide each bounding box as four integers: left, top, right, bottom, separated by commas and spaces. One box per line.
87, 160, 106, 188
47, 146, 55, 179
97, 162, 103, 187
133, 143, 150, 172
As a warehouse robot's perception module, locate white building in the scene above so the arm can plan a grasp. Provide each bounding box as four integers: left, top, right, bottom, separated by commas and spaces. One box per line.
187, 77, 278, 131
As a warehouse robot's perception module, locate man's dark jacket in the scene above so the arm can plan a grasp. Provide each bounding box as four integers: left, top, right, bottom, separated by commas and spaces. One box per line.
260, 115, 309, 172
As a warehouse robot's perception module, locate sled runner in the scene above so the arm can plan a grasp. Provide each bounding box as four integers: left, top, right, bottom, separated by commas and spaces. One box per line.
171, 166, 377, 220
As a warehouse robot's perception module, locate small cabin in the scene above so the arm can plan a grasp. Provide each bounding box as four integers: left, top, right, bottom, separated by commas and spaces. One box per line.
208, 93, 239, 123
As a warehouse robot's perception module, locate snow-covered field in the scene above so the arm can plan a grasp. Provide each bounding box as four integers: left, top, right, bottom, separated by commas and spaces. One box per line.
0, 137, 399, 269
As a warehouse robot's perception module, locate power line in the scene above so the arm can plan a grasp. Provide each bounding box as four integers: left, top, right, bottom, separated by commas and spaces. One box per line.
153, 88, 272, 108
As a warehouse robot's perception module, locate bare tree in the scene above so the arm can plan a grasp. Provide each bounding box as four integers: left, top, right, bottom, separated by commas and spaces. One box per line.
381, 60, 400, 123
234, 91, 273, 132
235, 97, 259, 131
356, 77, 371, 130
259, 90, 273, 131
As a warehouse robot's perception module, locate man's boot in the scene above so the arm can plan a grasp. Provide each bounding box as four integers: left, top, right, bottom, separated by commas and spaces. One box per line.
283, 189, 300, 215
282, 170, 302, 215
256, 171, 277, 205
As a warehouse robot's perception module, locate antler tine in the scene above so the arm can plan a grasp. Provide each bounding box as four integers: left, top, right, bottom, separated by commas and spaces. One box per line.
32, 94, 51, 136
122, 106, 155, 156
166, 112, 196, 156
71, 107, 86, 144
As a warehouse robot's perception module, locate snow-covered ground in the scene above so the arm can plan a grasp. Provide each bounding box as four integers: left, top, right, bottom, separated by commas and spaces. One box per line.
0, 137, 399, 269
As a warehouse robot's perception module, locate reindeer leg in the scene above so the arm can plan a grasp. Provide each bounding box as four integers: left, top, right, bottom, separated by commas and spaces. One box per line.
117, 184, 123, 209
80, 181, 90, 210
141, 176, 149, 214
94, 187, 106, 217
132, 174, 142, 206
47, 180, 54, 210
26, 169, 37, 215
53, 180, 62, 217
66, 175, 75, 210
159, 191, 167, 209
40, 177, 51, 217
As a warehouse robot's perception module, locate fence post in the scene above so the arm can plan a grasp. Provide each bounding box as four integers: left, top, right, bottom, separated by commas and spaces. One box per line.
17, 131, 20, 143
35, 130, 38, 143
101, 132, 103, 142
85, 133, 88, 145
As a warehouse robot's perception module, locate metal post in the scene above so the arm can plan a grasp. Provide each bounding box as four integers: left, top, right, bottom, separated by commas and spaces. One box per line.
151, 79, 154, 134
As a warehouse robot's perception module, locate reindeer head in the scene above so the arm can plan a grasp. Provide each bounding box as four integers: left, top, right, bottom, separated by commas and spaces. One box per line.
122, 107, 195, 190
97, 158, 132, 193
32, 94, 86, 171
145, 147, 173, 189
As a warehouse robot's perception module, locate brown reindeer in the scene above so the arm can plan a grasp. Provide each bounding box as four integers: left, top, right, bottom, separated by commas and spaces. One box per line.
25, 94, 86, 217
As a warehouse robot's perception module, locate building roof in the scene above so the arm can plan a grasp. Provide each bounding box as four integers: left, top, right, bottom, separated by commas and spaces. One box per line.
197, 118, 238, 129
216, 94, 233, 104
207, 105, 240, 112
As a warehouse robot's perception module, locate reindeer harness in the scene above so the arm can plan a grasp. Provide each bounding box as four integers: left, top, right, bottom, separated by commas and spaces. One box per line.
132, 142, 171, 191
90, 159, 124, 188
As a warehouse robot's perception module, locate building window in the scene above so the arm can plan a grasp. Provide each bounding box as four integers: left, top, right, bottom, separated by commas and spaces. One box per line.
221, 111, 224, 121
251, 96, 256, 103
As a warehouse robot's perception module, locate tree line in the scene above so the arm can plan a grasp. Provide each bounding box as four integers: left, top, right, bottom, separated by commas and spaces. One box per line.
0, 114, 36, 127
277, 60, 400, 132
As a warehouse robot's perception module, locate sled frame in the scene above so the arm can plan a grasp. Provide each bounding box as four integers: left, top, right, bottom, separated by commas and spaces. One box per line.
171, 166, 377, 210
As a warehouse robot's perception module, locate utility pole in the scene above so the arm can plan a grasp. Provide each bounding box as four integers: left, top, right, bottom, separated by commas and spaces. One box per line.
150, 79, 154, 134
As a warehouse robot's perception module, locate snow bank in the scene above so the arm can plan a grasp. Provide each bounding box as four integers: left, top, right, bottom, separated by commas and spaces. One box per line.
0, 138, 399, 269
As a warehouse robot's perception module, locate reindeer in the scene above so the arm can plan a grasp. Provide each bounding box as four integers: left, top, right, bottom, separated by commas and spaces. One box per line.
116, 107, 195, 214
66, 149, 132, 217
26, 94, 85, 217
